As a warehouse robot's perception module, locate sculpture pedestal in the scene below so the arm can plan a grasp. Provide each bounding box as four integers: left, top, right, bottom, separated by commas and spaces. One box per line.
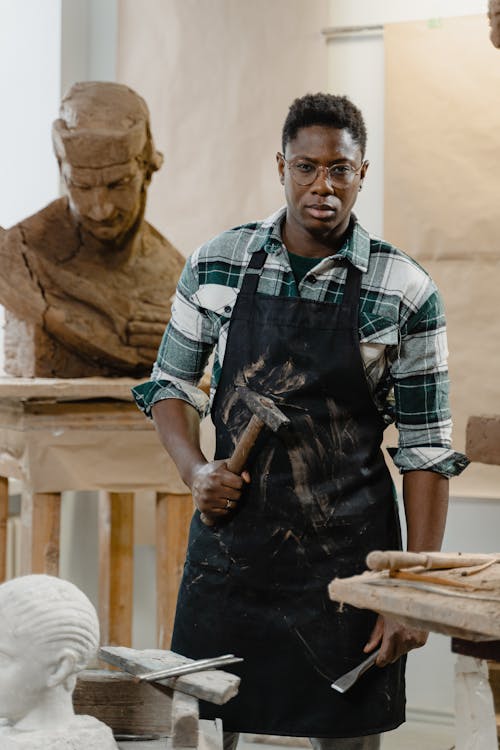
0, 376, 198, 648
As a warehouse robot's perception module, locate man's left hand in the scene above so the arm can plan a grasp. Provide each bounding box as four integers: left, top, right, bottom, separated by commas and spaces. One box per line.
363, 614, 428, 667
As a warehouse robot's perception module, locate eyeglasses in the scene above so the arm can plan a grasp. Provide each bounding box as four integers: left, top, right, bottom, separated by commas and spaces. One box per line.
278, 154, 366, 188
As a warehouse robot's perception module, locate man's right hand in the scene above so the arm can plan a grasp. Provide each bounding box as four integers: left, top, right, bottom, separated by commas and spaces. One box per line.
191, 460, 251, 522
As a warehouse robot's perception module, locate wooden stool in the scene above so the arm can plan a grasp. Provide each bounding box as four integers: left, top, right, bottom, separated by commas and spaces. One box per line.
0, 377, 206, 648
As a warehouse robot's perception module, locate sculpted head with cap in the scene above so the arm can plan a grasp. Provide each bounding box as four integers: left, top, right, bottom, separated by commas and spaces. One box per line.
52, 81, 163, 246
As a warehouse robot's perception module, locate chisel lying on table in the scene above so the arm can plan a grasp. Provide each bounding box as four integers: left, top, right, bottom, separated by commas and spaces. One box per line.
366, 550, 500, 572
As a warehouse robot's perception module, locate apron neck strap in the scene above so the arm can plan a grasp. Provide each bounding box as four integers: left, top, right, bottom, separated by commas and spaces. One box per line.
241, 248, 362, 315
240, 248, 268, 295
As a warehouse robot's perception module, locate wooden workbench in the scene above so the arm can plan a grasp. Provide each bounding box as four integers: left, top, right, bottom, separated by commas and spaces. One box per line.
328, 563, 500, 642
329, 562, 500, 749
0, 376, 212, 648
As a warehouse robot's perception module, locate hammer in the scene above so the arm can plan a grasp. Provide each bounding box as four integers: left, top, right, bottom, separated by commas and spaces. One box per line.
200, 386, 290, 526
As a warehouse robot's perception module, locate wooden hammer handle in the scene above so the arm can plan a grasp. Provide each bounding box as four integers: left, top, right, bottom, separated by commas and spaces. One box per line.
200, 415, 265, 526
366, 550, 500, 572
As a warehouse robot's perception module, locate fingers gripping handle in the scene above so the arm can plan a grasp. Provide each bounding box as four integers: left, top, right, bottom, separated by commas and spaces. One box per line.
200, 415, 264, 526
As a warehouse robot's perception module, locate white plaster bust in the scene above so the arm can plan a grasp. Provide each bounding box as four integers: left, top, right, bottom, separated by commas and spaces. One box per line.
0, 574, 117, 749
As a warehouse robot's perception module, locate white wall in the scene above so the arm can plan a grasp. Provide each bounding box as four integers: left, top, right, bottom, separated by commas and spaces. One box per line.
328, 0, 494, 724
0, 0, 62, 374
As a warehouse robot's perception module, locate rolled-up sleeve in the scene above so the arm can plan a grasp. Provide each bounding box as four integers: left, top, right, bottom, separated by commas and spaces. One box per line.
132, 254, 216, 419
387, 288, 469, 478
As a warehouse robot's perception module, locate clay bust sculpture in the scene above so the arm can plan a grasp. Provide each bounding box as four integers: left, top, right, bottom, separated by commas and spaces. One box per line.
0, 81, 184, 377
489, 0, 500, 47
0, 574, 117, 749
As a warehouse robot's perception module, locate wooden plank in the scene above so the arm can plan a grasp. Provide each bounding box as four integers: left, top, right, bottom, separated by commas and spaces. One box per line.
329, 566, 500, 641
99, 492, 134, 646
466, 414, 500, 465
0, 375, 142, 402
74, 669, 172, 737
156, 493, 192, 648
0, 476, 8, 582
31, 492, 61, 575
99, 647, 240, 705
171, 691, 199, 748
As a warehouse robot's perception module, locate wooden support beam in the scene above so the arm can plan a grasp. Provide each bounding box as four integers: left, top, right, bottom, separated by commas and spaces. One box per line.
20, 490, 61, 575
156, 493, 192, 648
99, 491, 135, 647
32, 492, 61, 575
171, 691, 199, 748
0, 477, 8, 582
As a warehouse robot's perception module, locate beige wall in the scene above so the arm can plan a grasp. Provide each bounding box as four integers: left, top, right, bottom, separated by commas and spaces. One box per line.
117, 0, 329, 257
384, 15, 500, 498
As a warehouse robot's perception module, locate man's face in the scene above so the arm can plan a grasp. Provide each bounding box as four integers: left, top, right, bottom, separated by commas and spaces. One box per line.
61, 158, 147, 244
277, 125, 367, 244
0, 623, 48, 724
489, 0, 500, 47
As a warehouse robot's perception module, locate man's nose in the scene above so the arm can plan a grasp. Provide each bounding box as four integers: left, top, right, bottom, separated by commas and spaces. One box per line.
85, 189, 115, 221
311, 166, 335, 193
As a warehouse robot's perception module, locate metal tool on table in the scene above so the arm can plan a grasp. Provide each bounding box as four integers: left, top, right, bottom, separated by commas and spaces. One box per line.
135, 653, 244, 682
331, 649, 381, 694
201, 386, 290, 526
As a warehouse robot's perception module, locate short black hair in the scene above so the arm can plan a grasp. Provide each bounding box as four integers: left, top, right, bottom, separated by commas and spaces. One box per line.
282, 93, 367, 156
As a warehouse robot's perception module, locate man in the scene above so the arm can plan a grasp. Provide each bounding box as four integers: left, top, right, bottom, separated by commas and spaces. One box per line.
0, 574, 117, 749
133, 94, 468, 749
0, 81, 184, 377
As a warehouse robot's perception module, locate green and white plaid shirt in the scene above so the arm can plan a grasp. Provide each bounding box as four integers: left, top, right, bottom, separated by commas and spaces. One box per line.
133, 208, 468, 478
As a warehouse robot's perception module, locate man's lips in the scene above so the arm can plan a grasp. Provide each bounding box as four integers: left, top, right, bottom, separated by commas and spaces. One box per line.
306, 204, 336, 219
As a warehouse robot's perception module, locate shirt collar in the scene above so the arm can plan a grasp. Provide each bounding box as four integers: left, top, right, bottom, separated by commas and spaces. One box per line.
252, 207, 370, 273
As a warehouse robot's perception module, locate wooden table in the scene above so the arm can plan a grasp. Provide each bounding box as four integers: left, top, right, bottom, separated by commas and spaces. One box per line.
74, 647, 236, 750
329, 563, 500, 749
0, 377, 204, 648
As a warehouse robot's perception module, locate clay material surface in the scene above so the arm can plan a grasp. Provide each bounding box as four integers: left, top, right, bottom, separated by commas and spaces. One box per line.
0, 82, 184, 378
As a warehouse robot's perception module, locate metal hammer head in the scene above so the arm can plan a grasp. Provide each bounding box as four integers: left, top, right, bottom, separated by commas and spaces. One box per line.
236, 386, 290, 432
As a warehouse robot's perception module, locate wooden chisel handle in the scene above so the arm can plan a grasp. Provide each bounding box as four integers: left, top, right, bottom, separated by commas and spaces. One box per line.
200, 415, 265, 526
366, 550, 500, 572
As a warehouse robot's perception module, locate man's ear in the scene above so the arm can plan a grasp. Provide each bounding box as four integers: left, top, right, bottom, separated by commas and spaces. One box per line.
46, 648, 79, 691
276, 152, 285, 185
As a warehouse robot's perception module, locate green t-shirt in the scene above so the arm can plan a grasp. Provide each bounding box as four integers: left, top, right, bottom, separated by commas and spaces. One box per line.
287, 249, 320, 286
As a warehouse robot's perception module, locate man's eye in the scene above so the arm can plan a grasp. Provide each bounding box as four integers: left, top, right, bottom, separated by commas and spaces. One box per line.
294, 162, 315, 173
330, 165, 351, 176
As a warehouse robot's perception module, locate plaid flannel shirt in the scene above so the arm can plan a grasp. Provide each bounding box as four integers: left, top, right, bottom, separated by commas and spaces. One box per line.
133, 208, 469, 478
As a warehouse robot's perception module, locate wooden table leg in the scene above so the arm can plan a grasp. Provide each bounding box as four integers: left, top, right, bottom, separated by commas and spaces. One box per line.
99, 491, 134, 647
20, 490, 61, 576
0, 477, 8, 582
156, 493, 192, 649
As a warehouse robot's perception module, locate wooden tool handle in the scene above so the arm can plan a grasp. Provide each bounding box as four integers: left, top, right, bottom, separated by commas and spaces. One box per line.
226, 415, 264, 474
200, 415, 265, 526
366, 550, 500, 572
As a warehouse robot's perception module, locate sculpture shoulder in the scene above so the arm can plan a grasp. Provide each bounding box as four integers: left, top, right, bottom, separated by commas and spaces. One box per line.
0, 715, 117, 749
2, 197, 78, 260
141, 221, 186, 270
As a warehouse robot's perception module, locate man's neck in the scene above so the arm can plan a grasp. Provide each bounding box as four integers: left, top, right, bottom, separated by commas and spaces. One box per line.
281, 214, 351, 258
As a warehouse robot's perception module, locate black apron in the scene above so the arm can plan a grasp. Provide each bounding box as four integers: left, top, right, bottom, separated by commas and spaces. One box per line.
172, 248, 405, 738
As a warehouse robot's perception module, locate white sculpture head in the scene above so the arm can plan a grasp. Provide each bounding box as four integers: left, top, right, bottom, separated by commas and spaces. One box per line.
0, 574, 99, 733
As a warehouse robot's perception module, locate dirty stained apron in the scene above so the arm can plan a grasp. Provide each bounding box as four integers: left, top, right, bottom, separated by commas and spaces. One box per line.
171, 249, 405, 738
